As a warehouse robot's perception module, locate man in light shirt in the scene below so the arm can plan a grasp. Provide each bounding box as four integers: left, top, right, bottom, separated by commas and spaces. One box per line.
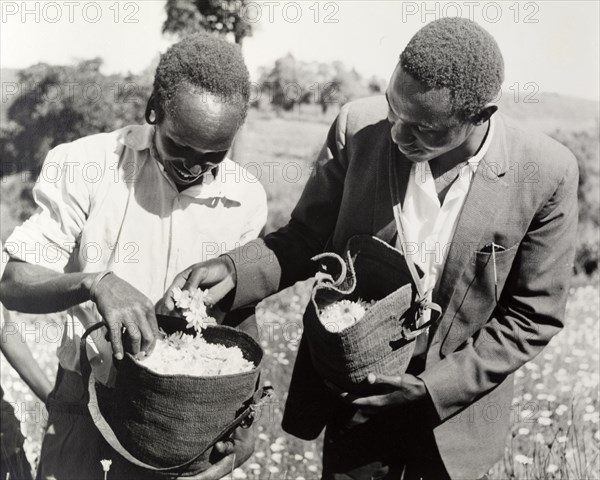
0, 34, 267, 479
166, 19, 578, 480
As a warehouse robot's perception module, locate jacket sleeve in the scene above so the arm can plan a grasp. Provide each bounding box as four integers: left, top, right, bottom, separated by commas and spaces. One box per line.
225, 104, 352, 310
419, 154, 579, 422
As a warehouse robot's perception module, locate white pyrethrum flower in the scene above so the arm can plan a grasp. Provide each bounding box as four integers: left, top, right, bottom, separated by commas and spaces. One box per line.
320, 299, 375, 333
141, 331, 254, 376
515, 454, 533, 465
100, 459, 112, 480
172, 287, 217, 332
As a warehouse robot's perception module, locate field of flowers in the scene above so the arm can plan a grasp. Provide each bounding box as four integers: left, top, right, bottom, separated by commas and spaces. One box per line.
1, 280, 598, 479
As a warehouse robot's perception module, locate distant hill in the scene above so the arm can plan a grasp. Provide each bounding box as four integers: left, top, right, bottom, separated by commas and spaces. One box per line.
497, 91, 599, 132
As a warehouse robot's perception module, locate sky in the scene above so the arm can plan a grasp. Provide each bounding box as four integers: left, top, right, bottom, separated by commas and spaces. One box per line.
1, 1, 599, 101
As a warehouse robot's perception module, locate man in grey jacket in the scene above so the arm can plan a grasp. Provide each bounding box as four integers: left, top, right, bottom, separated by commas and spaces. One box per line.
162, 18, 578, 480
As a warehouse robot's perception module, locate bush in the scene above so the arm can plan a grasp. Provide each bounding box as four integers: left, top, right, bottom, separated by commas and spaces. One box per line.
0, 59, 152, 178
550, 127, 600, 276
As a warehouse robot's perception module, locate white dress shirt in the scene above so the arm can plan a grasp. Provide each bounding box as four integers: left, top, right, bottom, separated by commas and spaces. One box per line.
395, 117, 495, 356
5, 124, 268, 384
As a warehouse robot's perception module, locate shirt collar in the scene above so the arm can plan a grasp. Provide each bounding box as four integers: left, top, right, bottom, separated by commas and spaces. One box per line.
117, 124, 154, 151
467, 115, 495, 167
117, 124, 219, 183
411, 115, 495, 200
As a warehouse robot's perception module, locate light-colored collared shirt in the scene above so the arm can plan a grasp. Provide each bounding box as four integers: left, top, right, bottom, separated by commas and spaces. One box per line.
5, 124, 268, 385
395, 117, 495, 356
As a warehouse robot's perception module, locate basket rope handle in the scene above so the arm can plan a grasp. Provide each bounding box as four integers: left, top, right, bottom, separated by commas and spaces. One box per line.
311, 251, 348, 288
388, 148, 443, 332
79, 320, 108, 394
79, 322, 273, 474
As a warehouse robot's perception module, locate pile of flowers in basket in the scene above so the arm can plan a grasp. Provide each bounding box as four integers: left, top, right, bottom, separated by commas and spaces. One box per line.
319, 299, 376, 333
141, 287, 255, 376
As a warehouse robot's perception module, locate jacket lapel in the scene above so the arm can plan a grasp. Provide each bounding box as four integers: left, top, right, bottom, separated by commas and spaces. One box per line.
434, 115, 510, 350
373, 115, 510, 352
373, 138, 411, 245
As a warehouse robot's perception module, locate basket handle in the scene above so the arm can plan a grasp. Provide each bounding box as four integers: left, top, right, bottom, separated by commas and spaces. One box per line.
79, 320, 109, 400
80, 322, 273, 474
388, 147, 443, 329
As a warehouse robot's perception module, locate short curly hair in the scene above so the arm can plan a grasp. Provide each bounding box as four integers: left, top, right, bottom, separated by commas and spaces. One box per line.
151, 33, 250, 125
400, 18, 504, 121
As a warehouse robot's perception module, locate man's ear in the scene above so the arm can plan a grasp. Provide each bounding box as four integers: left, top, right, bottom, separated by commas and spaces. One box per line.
473, 104, 498, 125
145, 94, 158, 125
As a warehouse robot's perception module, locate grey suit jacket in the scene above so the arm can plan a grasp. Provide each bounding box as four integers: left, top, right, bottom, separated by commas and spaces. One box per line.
225, 96, 578, 479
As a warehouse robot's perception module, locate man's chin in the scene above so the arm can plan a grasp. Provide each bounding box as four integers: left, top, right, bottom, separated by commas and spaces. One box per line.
398, 148, 432, 163
167, 165, 204, 186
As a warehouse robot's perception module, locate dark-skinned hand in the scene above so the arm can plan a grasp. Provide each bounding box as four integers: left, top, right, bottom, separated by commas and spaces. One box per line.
179, 424, 256, 480
324, 373, 428, 415
156, 257, 236, 316
92, 273, 159, 360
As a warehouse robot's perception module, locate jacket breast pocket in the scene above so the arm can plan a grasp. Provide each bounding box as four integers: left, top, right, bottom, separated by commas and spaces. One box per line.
441, 243, 521, 355
470, 242, 520, 302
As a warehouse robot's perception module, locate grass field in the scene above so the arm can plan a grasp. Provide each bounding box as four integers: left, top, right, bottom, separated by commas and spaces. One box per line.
1, 109, 599, 479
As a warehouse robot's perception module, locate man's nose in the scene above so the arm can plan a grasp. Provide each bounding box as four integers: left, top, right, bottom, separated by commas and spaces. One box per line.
390, 121, 414, 145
